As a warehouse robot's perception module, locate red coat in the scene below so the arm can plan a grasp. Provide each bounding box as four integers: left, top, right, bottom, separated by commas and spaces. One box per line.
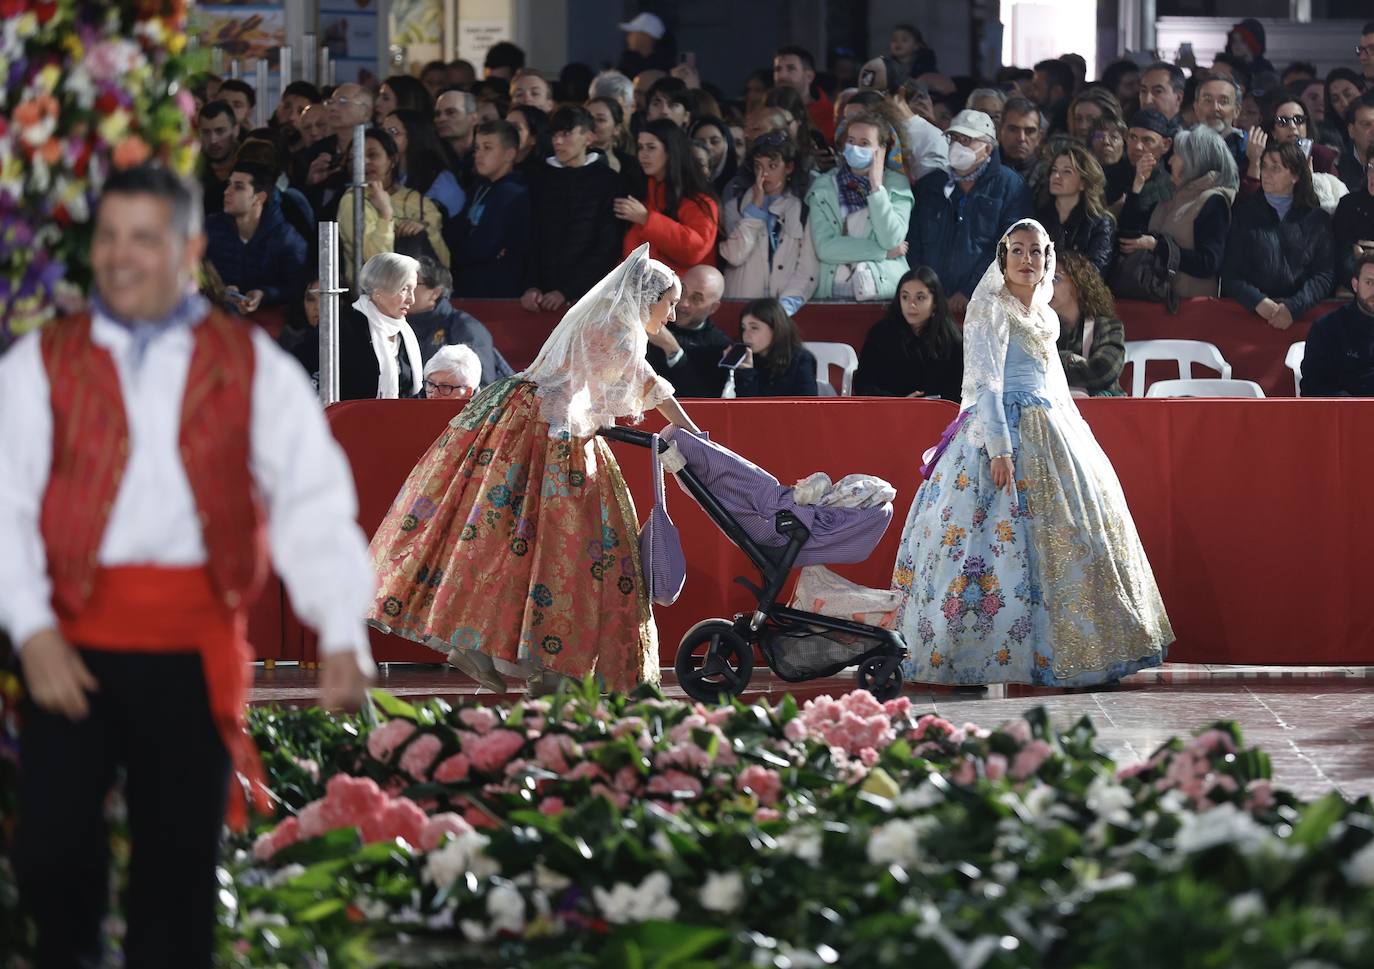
622, 177, 720, 275
38, 310, 267, 617
808, 88, 836, 145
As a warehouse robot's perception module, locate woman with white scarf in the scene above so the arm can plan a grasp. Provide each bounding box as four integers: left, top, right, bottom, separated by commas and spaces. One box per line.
891, 219, 1173, 689
339, 252, 426, 400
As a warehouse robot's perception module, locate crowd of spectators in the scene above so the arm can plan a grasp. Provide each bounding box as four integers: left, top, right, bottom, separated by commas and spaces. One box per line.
186, 15, 1374, 400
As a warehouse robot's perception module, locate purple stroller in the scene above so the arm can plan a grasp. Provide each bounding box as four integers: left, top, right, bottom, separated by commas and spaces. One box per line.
600, 426, 907, 702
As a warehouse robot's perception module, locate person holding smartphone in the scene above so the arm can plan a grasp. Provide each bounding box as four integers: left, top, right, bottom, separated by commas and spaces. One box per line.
726, 298, 818, 397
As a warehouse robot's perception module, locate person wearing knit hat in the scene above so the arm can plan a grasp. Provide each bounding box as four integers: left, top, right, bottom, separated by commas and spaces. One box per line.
1228, 18, 1275, 75
1118, 109, 1178, 236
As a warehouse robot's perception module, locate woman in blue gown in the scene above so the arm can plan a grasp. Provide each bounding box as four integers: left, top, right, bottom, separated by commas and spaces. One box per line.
892, 220, 1173, 686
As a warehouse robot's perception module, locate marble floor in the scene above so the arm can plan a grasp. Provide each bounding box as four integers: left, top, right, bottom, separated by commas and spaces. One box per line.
250, 662, 1374, 802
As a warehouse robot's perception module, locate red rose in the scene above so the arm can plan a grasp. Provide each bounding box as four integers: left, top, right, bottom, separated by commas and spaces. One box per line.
96, 92, 120, 115
0, 0, 24, 18
53, 204, 71, 227
35, 1, 58, 23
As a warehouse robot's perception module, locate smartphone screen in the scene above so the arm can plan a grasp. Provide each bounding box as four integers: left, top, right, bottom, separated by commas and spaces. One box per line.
718, 344, 749, 369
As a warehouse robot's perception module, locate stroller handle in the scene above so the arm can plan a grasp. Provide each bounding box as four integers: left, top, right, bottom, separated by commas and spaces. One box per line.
598, 426, 668, 452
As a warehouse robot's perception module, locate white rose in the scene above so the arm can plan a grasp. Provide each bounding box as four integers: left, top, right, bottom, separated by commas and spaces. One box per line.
264, 864, 308, 889
1227, 890, 1265, 921
1086, 775, 1134, 826
421, 831, 498, 888
1174, 803, 1268, 854
775, 827, 823, 865
699, 871, 745, 914
487, 883, 526, 935
867, 818, 929, 868
1342, 839, 1374, 887
897, 779, 944, 812
593, 871, 680, 924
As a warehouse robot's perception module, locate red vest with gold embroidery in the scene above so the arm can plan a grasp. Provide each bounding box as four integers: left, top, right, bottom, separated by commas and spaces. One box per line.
38, 310, 268, 616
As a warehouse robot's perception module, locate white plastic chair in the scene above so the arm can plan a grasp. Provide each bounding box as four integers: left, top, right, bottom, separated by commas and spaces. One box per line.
806, 341, 859, 397
1123, 340, 1233, 398
1145, 378, 1265, 398
1285, 341, 1305, 396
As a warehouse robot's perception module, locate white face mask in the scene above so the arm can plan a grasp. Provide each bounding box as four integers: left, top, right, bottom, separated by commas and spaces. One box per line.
948, 141, 981, 173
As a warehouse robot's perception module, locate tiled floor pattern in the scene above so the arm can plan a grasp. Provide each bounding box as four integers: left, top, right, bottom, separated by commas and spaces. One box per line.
250, 662, 1374, 801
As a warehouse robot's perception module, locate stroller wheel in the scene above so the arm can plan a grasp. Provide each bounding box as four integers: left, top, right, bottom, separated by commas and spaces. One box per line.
675, 620, 754, 704
856, 656, 903, 701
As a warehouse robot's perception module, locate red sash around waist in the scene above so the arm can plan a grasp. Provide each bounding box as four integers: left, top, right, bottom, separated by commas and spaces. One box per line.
57, 566, 271, 831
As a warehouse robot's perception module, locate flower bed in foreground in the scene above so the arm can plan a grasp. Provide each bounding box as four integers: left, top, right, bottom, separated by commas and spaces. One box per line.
222, 684, 1374, 969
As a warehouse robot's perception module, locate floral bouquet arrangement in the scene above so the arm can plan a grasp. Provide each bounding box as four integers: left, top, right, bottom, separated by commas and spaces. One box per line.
0, 0, 199, 350
219, 685, 1374, 968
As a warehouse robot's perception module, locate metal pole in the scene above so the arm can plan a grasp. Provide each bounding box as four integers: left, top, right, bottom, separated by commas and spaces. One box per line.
302, 33, 317, 84
318, 222, 343, 407
319, 46, 332, 89
230, 58, 241, 80
210, 47, 224, 75
279, 45, 293, 95
254, 58, 269, 128
351, 122, 366, 291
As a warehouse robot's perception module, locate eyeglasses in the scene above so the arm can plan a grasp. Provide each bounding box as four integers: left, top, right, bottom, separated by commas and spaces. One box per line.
424, 379, 472, 397
1357, 44, 1374, 57
1274, 114, 1307, 127
326, 96, 360, 107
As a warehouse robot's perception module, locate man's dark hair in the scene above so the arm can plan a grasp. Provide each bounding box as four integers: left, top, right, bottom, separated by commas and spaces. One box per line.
415, 255, 453, 299
1281, 61, 1317, 83
1142, 61, 1187, 93
1346, 90, 1374, 126
1355, 250, 1374, 280
217, 78, 257, 108
1195, 71, 1244, 104
99, 164, 203, 238
891, 23, 923, 44
648, 75, 690, 108
198, 100, 237, 126
474, 118, 519, 151
1100, 59, 1139, 93
281, 80, 322, 104
449, 58, 476, 73
421, 60, 448, 76
996, 66, 1033, 86
1001, 96, 1040, 123
1210, 54, 1252, 94
1362, 21, 1374, 35
774, 45, 815, 71
549, 105, 594, 134
230, 162, 274, 197
1033, 59, 1075, 100
484, 41, 525, 72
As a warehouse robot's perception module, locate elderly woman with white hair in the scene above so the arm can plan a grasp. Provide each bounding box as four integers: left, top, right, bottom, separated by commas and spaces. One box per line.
422, 344, 482, 399
1113, 125, 1239, 301
339, 252, 425, 400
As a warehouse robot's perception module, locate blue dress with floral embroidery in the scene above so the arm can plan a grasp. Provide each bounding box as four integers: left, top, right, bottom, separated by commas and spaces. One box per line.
892, 300, 1173, 686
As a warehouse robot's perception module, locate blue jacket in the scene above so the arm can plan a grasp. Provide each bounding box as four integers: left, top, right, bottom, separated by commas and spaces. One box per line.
907, 155, 1033, 299
448, 173, 531, 298
205, 191, 308, 308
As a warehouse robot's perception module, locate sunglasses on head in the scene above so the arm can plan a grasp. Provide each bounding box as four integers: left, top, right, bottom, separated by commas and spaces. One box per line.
752, 130, 790, 149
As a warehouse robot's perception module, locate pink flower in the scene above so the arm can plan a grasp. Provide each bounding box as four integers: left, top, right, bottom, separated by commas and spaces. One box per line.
1004, 719, 1033, 745
534, 734, 577, 774
950, 759, 977, 785
910, 714, 958, 742
1116, 762, 1147, 780
465, 806, 501, 829
646, 770, 704, 799
367, 719, 418, 762
420, 812, 474, 852
1010, 740, 1053, 780
361, 796, 428, 847
985, 753, 1008, 781
1190, 729, 1236, 756
611, 716, 646, 739
400, 734, 444, 780
753, 807, 781, 823
589, 783, 630, 810
434, 753, 471, 783
656, 742, 711, 773
736, 765, 783, 806
613, 766, 643, 795
882, 696, 913, 719
783, 719, 808, 743
525, 715, 547, 733
567, 762, 609, 783
465, 729, 526, 774
504, 758, 531, 778
538, 797, 566, 816
252, 815, 300, 860
859, 747, 880, 767
459, 707, 499, 735
1245, 779, 1275, 812
296, 799, 330, 840
326, 774, 387, 820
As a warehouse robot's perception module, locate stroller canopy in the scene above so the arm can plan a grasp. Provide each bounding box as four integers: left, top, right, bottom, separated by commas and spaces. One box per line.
662, 428, 893, 566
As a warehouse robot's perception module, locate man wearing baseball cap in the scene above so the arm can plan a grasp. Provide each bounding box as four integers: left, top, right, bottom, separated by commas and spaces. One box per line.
906, 108, 1033, 314
617, 11, 673, 77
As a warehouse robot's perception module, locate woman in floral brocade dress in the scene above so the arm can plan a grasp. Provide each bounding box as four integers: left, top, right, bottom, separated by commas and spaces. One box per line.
892, 220, 1173, 687
368, 244, 700, 694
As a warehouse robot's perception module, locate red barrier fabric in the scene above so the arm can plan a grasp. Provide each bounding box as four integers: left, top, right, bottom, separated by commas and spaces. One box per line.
455, 297, 1341, 398
250, 397, 1374, 668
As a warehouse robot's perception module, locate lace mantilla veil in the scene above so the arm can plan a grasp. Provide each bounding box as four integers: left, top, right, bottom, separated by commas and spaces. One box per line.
522, 243, 677, 438
959, 219, 1090, 450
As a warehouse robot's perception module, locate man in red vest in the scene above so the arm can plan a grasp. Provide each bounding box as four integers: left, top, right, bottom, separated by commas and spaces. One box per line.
0, 166, 377, 969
